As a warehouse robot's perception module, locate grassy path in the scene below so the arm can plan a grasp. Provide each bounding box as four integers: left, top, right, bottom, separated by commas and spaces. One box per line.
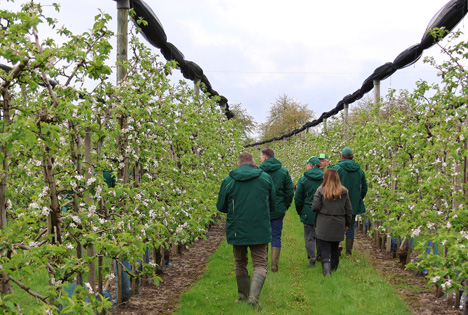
175, 207, 411, 315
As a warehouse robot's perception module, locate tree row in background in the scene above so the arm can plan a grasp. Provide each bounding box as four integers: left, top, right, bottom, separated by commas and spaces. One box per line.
0, 2, 243, 313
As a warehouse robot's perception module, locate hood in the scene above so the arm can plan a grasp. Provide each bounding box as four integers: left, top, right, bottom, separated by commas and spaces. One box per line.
229, 164, 263, 182
337, 159, 361, 172
304, 168, 324, 181
259, 157, 282, 172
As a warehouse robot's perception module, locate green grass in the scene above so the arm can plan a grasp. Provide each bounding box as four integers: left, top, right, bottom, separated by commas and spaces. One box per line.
175, 207, 412, 315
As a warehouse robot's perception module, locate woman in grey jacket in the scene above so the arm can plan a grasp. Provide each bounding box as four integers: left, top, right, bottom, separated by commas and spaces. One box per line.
312, 169, 352, 276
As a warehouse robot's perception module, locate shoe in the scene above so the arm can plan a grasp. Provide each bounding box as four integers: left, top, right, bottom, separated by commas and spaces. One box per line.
308, 258, 316, 268
331, 259, 339, 272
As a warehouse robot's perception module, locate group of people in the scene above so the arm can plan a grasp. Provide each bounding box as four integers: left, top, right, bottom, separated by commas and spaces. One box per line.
216, 148, 367, 309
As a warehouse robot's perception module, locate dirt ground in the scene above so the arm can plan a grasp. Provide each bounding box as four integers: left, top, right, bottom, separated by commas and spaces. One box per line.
116, 221, 461, 315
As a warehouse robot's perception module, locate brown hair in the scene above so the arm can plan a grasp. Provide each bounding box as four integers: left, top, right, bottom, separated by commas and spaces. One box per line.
261, 148, 275, 158
320, 168, 348, 201
237, 152, 254, 165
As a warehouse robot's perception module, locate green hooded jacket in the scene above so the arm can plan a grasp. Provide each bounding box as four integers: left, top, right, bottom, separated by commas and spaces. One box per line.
332, 159, 368, 215
294, 167, 324, 225
216, 164, 276, 245
259, 157, 294, 220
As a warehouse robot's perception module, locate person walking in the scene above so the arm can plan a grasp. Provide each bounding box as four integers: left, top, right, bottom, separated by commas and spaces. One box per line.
312, 168, 352, 276
294, 157, 323, 268
332, 148, 368, 255
216, 152, 276, 310
259, 148, 294, 272
316, 152, 331, 259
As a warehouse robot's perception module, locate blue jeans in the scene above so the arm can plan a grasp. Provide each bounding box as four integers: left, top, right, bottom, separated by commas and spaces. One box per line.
271, 215, 284, 248
345, 214, 357, 239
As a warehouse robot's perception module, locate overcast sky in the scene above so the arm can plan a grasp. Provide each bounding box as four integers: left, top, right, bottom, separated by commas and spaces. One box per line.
4, 0, 467, 125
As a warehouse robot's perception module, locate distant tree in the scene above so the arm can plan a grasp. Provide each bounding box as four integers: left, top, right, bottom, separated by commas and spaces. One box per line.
229, 103, 258, 143
260, 94, 315, 141
349, 89, 415, 126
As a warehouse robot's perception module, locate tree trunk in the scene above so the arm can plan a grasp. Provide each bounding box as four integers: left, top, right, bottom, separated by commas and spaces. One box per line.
0, 89, 12, 295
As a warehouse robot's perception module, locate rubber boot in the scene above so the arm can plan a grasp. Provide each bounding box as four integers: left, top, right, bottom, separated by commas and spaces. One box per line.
322, 259, 331, 276
248, 273, 266, 310
331, 258, 339, 272
270, 247, 281, 272
346, 238, 354, 256
235, 275, 250, 303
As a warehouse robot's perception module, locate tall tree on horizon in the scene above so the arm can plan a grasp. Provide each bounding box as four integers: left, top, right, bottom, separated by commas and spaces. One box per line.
260, 94, 315, 141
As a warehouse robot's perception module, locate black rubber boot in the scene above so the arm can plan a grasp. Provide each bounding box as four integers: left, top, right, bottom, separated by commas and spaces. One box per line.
235, 275, 250, 303
248, 273, 266, 310
331, 258, 339, 272
322, 259, 331, 276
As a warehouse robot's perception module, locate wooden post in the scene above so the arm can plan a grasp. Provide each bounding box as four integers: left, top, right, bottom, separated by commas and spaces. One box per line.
373, 80, 381, 105
344, 103, 349, 141
115, 0, 129, 305
84, 127, 95, 290
194, 80, 200, 97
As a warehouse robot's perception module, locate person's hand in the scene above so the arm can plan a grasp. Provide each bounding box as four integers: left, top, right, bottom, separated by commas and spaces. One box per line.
345, 226, 349, 232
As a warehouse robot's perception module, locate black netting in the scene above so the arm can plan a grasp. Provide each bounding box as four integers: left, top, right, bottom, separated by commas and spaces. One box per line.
208, 89, 219, 97
160, 42, 185, 65
200, 74, 212, 92
421, 0, 468, 49
129, 0, 234, 118
131, 0, 167, 49
393, 44, 422, 69
180, 60, 203, 81
350, 90, 364, 102
360, 76, 375, 94
373, 62, 397, 81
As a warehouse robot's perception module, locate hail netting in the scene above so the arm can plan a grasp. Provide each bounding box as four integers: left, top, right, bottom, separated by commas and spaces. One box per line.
129, 0, 234, 119
245, 0, 468, 148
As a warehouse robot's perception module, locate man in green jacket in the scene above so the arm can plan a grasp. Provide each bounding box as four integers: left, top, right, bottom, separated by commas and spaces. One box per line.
217, 152, 276, 310
294, 157, 323, 268
332, 148, 368, 255
259, 148, 294, 273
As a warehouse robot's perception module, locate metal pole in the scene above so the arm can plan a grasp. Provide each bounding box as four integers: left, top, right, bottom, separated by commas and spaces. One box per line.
373, 80, 381, 105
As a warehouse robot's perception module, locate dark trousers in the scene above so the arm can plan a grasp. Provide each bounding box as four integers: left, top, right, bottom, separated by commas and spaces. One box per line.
318, 239, 340, 262
271, 215, 285, 248
345, 215, 357, 239
303, 223, 316, 259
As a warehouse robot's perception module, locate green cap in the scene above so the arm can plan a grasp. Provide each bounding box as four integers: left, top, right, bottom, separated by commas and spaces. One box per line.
317, 153, 329, 160
304, 157, 321, 166
341, 148, 353, 155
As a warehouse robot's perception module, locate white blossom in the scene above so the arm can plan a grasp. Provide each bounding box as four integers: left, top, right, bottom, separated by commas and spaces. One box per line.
29, 202, 40, 209
431, 276, 441, 283
42, 207, 51, 216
